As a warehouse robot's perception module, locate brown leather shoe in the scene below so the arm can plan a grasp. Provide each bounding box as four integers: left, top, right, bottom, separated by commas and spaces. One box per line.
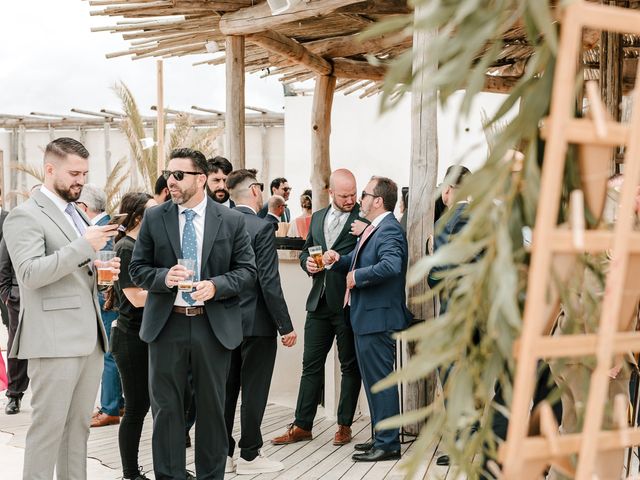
333, 425, 352, 445
271, 424, 312, 445
90, 412, 120, 428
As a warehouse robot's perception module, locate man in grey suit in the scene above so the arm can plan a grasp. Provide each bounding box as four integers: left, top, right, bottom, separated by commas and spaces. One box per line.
130, 148, 256, 480
3, 137, 119, 480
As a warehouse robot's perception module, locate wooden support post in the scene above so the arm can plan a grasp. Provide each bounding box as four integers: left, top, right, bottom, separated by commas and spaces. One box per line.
9, 129, 17, 209
404, 4, 439, 434
225, 36, 246, 168
157, 59, 165, 179
260, 125, 270, 184
0, 150, 4, 210
310, 75, 336, 210
104, 122, 112, 182
599, 1, 625, 172
18, 125, 26, 192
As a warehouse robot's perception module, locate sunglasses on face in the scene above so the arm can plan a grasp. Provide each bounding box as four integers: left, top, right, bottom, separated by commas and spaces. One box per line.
281, 187, 292, 192
162, 170, 204, 181
361, 191, 379, 199
249, 182, 264, 192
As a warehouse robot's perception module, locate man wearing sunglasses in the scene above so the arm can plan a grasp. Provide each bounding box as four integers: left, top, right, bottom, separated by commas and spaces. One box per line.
130, 148, 256, 480
323, 176, 412, 462
258, 177, 291, 222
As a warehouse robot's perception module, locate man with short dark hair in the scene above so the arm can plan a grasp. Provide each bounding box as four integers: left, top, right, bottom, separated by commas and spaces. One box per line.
130, 147, 256, 480
224, 169, 297, 475
207, 156, 235, 208
154, 174, 171, 204
4, 137, 120, 478
325, 176, 412, 462
258, 177, 291, 221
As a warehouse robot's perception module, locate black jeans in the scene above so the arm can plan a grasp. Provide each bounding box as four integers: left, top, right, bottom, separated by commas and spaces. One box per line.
111, 325, 150, 479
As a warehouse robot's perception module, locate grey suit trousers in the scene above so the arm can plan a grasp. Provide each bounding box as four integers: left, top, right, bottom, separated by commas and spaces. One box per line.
23, 343, 103, 480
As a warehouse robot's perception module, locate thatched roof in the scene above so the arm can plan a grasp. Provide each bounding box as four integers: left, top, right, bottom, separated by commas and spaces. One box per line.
87, 0, 640, 97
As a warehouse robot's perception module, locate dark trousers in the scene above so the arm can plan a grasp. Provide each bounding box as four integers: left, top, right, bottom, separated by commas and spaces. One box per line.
354, 332, 400, 452
294, 296, 361, 431
149, 313, 231, 480
224, 336, 277, 461
111, 326, 150, 479
5, 302, 28, 399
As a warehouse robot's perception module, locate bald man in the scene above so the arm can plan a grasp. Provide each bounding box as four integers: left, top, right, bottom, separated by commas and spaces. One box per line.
272, 169, 364, 447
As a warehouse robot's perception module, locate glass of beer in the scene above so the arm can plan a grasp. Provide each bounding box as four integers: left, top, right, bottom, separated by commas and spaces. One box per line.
97, 251, 116, 286
308, 245, 324, 270
177, 259, 196, 292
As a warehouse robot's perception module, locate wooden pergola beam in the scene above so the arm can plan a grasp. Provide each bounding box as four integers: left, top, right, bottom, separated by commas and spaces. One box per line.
249, 30, 388, 80
225, 36, 246, 168
310, 75, 336, 210
249, 30, 333, 75
219, 0, 369, 36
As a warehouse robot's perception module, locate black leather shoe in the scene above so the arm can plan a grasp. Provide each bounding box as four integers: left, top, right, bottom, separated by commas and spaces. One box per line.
352, 448, 401, 462
185, 470, 196, 480
5, 397, 20, 415
436, 454, 450, 466
185, 433, 191, 448
354, 440, 375, 452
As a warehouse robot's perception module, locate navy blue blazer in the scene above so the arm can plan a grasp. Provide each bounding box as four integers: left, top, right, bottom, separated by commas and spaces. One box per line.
333, 213, 412, 335
130, 197, 257, 348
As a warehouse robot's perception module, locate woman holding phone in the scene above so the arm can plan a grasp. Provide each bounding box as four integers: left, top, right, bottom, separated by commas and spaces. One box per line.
108, 192, 156, 480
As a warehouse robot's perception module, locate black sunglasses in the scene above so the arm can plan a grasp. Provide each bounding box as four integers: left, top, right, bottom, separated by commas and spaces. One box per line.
162, 170, 204, 181
249, 182, 264, 192
281, 187, 292, 192
361, 190, 379, 199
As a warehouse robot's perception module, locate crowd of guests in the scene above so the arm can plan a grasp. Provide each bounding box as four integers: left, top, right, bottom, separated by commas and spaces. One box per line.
0, 137, 413, 480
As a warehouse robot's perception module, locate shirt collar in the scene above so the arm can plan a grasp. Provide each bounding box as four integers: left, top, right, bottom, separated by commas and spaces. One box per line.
178, 194, 208, 217
92, 212, 108, 225
329, 204, 347, 217
236, 204, 256, 214
40, 185, 71, 214
370, 211, 392, 228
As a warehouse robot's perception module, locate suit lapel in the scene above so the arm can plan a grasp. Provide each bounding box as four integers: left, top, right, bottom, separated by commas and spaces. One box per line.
162, 202, 182, 260
32, 190, 78, 242
201, 198, 222, 274
317, 208, 330, 250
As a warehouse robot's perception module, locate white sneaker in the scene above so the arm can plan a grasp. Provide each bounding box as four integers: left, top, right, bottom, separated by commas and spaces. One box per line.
235, 451, 284, 475
225, 456, 236, 473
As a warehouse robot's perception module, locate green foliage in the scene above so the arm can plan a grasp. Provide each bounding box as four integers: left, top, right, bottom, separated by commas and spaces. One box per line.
369, 1, 561, 478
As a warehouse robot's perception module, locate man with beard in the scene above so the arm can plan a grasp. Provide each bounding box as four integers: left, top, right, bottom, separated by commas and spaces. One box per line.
206, 156, 235, 208
324, 176, 412, 462
3, 137, 120, 479
130, 148, 256, 480
258, 177, 291, 222
272, 169, 363, 447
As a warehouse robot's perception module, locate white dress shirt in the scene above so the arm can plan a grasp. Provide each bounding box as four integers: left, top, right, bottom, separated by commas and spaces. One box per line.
174, 195, 208, 307
40, 185, 85, 236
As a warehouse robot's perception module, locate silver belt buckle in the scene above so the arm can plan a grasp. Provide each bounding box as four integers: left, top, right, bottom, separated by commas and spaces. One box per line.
185, 306, 198, 317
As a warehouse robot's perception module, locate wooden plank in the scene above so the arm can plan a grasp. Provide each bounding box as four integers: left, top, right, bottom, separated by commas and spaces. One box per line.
513, 331, 640, 359
225, 35, 246, 168
540, 117, 629, 146
219, 0, 368, 36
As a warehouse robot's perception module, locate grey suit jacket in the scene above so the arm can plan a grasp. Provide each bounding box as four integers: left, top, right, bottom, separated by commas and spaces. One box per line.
3, 190, 107, 359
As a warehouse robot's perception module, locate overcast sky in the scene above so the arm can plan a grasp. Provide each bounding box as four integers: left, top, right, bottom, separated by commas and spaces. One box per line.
0, 1, 285, 117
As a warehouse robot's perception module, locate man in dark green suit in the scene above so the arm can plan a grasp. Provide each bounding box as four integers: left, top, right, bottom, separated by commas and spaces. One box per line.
272, 169, 364, 447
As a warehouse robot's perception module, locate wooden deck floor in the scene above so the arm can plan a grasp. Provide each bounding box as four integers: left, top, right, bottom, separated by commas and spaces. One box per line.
0, 393, 456, 479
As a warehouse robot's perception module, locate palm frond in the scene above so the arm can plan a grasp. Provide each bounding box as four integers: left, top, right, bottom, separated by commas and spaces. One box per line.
11, 162, 45, 183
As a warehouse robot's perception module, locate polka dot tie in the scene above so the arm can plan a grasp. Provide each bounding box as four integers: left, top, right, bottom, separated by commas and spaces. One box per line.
181, 209, 199, 305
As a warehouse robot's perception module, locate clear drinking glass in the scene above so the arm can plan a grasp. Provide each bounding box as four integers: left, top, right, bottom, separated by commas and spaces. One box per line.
308, 245, 324, 270
97, 251, 116, 286
177, 258, 196, 292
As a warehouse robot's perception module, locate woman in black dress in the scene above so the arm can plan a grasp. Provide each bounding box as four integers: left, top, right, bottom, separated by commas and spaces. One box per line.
109, 192, 156, 480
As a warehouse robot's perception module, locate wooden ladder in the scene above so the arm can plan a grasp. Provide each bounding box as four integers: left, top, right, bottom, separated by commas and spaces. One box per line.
500, 2, 640, 478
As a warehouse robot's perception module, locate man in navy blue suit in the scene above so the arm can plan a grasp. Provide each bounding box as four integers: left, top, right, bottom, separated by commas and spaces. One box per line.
324, 176, 412, 462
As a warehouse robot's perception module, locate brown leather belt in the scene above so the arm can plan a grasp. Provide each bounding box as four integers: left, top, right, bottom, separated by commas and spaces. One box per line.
172, 306, 205, 317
